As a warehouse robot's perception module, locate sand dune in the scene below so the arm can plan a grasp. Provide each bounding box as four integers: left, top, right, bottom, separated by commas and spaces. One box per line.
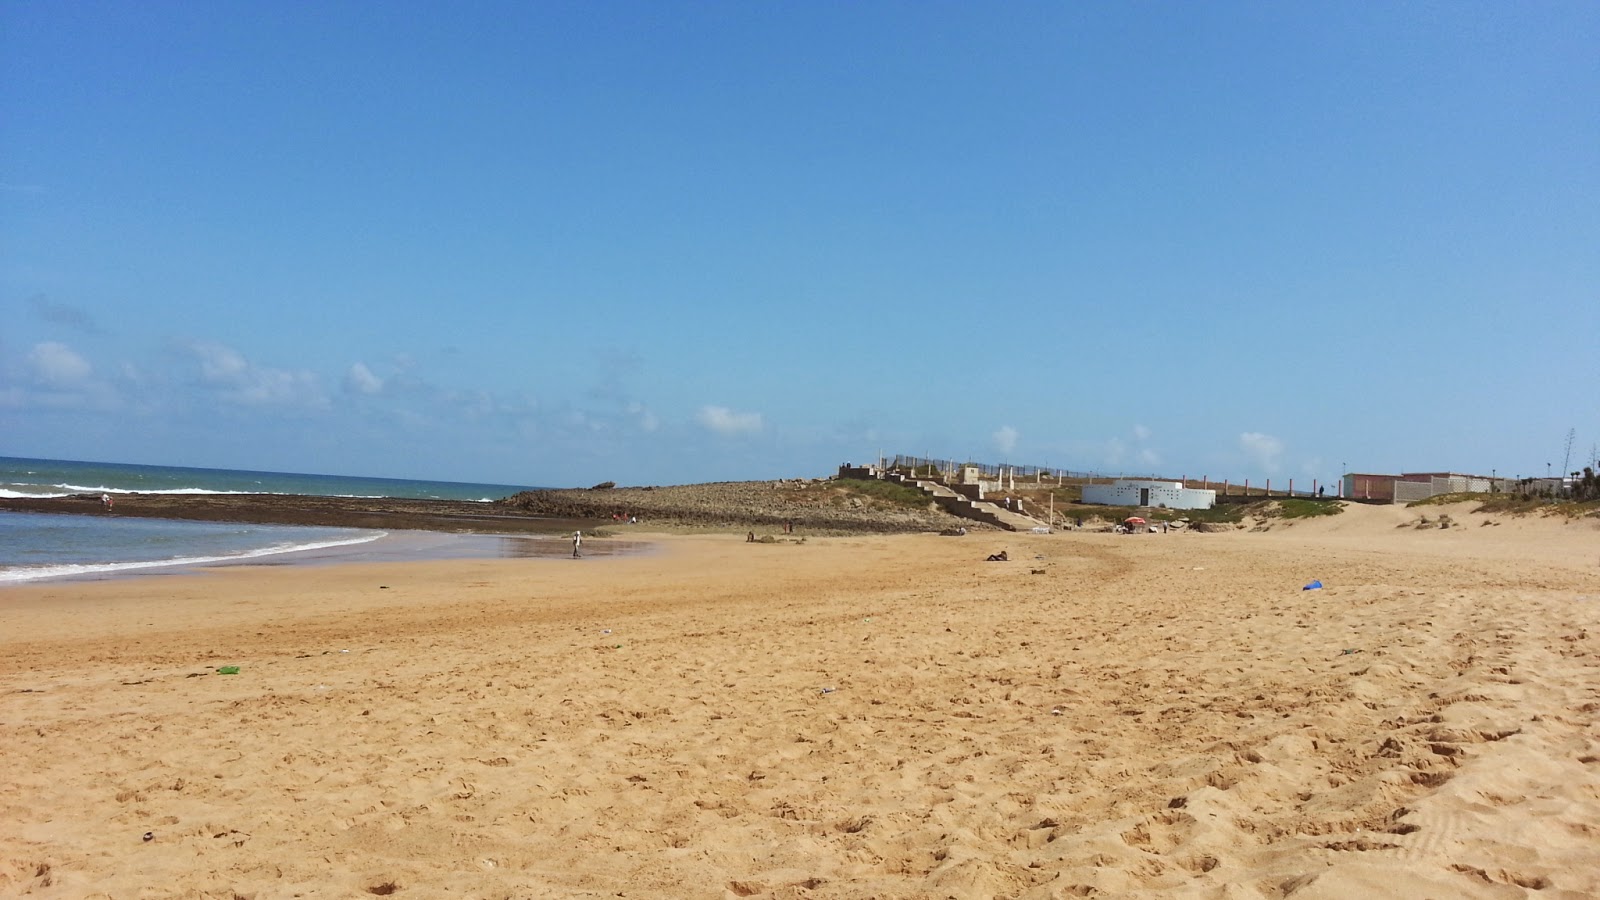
2, 504, 1598, 898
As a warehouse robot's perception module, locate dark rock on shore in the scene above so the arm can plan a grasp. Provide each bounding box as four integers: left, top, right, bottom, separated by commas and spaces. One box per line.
0, 493, 592, 534
1, 478, 972, 535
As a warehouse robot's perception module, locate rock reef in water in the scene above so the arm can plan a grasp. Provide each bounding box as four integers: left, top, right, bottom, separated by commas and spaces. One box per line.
1, 478, 972, 535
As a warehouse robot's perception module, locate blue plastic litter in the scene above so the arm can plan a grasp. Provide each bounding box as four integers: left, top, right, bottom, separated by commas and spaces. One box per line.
1303, 580, 1323, 590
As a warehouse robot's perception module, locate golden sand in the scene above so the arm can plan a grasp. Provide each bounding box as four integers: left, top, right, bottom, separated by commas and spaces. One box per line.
3, 503, 1598, 898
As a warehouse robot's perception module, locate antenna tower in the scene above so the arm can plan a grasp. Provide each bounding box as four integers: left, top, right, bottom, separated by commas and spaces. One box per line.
1562, 428, 1576, 483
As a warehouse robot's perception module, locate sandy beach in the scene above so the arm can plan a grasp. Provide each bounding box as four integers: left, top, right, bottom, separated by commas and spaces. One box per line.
3, 503, 1598, 898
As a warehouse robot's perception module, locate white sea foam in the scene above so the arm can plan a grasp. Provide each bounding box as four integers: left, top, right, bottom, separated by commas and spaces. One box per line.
1, 482, 399, 499
0, 531, 388, 584
0, 482, 258, 497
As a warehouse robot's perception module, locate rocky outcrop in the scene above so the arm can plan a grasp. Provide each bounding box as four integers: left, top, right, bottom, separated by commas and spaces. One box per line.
497, 480, 971, 533
0, 479, 978, 535
0, 492, 590, 534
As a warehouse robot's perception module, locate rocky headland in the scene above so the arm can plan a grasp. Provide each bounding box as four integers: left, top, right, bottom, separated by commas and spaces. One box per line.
497, 479, 969, 533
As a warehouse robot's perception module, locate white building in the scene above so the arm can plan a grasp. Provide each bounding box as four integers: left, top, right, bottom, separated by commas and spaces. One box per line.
1082, 479, 1217, 510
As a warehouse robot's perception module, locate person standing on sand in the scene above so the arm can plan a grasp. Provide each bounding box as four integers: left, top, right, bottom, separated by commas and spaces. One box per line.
572, 530, 583, 559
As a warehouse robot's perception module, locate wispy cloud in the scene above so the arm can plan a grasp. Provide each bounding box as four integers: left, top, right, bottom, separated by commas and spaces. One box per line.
696, 405, 762, 436
627, 401, 660, 432
1132, 425, 1159, 468
182, 340, 327, 409
3, 341, 120, 411
344, 362, 384, 395
993, 425, 1018, 455
1239, 431, 1285, 473
27, 341, 92, 386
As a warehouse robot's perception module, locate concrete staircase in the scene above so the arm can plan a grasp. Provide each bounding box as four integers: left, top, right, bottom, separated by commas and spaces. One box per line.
882, 472, 1048, 532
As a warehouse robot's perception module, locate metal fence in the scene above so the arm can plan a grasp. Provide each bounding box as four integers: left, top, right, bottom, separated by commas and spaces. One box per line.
885, 455, 1107, 482
882, 454, 1330, 498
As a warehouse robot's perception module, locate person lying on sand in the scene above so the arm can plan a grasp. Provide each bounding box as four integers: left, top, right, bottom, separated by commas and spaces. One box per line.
986, 551, 1009, 561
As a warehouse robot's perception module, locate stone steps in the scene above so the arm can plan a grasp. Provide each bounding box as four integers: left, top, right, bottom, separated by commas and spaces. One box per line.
884, 473, 1047, 532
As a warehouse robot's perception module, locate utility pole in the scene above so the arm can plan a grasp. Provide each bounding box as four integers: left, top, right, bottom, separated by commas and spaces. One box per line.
1562, 428, 1576, 485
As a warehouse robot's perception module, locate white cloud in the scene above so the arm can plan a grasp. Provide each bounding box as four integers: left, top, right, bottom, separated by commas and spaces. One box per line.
237, 368, 324, 407
28, 341, 92, 385
1131, 425, 1159, 468
695, 405, 762, 436
627, 402, 660, 432
190, 341, 249, 382
1240, 431, 1285, 473
345, 362, 384, 395
993, 425, 1019, 455
183, 340, 326, 409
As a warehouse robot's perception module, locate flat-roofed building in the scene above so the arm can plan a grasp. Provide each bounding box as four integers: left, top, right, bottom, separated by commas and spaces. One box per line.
1082, 479, 1216, 510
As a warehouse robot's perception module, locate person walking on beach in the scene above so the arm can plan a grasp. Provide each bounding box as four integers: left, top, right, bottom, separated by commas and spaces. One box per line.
572, 530, 583, 559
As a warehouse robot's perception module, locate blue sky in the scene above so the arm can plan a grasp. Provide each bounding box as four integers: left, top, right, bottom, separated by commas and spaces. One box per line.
3, 2, 1596, 488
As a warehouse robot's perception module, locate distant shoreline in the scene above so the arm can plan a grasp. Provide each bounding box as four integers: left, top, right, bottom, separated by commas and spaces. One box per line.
0, 492, 598, 535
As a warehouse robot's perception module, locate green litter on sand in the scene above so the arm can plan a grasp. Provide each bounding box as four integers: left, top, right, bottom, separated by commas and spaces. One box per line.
216, 666, 240, 675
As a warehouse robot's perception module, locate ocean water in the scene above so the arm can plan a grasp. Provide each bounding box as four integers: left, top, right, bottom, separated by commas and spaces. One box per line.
0, 456, 541, 502
0, 512, 386, 583
0, 456, 548, 583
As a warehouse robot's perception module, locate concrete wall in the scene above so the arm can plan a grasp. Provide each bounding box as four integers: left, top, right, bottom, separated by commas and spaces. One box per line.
947, 483, 985, 501
1082, 480, 1217, 510
1394, 474, 1496, 503
1405, 473, 1492, 494
1393, 480, 1434, 503
1357, 472, 1495, 504
1344, 474, 1398, 501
